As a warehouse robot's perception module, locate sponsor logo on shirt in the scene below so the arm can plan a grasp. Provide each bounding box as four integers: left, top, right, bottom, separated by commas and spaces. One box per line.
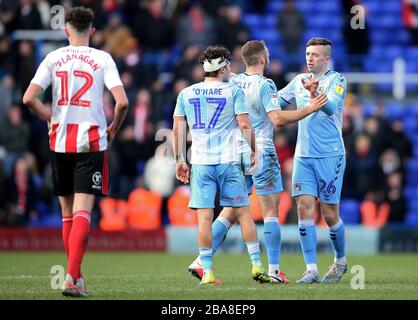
335, 83, 344, 95
92, 171, 102, 190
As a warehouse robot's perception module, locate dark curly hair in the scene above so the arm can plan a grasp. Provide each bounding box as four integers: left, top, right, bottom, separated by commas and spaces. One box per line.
198, 46, 231, 78
65, 7, 94, 32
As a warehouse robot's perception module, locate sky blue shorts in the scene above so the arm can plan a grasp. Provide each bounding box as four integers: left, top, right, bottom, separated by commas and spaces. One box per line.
292, 155, 346, 204
242, 148, 284, 196
189, 163, 249, 209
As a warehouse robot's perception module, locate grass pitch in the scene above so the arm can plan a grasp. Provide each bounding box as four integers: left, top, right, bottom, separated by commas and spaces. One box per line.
0, 252, 417, 300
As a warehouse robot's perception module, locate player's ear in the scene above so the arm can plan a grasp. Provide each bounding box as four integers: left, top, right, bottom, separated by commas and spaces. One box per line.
90, 27, 96, 37
64, 27, 69, 38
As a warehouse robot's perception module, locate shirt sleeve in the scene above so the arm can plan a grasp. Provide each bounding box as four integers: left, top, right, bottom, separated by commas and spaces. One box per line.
277, 75, 298, 107
322, 74, 347, 116
233, 86, 247, 115
103, 54, 123, 90
30, 54, 52, 90
261, 79, 281, 112
173, 90, 186, 117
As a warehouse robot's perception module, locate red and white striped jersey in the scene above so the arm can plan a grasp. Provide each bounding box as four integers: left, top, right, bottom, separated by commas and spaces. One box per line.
30, 45, 123, 153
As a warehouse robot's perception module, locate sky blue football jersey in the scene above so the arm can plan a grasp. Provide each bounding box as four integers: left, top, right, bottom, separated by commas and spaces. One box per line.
173, 80, 247, 165
278, 70, 347, 157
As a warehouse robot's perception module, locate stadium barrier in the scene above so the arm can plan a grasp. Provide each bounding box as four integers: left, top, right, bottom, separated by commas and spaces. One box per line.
1, 225, 417, 253
167, 225, 380, 255
0, 228, 166, 251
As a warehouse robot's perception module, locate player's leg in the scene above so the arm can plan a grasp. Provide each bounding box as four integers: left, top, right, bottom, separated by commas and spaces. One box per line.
188, 165, 250, 278
292, 157, 320, 284
64, 151, 108, 297
256, 193, 288, 283
219, 163, 269, 283
232, 205, 270, 283
252, 149, 288, 283
197, 208, 217, 284
51, 152, 85, 296
188, 165, 220, 284
315, 156, 347, 283
59, 195, 74, 258
51, 152, 75, 260
188, 206, 237, 278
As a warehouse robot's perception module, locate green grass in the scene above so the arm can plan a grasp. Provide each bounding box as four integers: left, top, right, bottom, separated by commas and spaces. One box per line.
0, 252, 417, 300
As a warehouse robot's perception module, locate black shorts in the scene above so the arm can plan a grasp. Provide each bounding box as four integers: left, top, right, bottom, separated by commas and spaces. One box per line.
51, 151, 109, 197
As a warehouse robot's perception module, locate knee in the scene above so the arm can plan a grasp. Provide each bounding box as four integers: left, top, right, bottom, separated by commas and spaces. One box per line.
297, 198, 315, 219
321, 206, 339, 226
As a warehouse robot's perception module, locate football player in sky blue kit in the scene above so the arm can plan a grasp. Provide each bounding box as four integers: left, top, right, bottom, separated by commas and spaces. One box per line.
188, 40, 328, 284
278, 38, 348, 284
172, 46, 270, 284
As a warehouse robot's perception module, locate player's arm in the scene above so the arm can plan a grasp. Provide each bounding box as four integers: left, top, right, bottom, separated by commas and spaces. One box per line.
23, 83, 52, 121
277, 76, 297, 108
107, 86, 129, 144
23, 54, 52, 122
321, 76, 346, 116
172, 91, 189, 184
236, 113, 256, 155
172, 116, 189, 184
268, 94, 328, 127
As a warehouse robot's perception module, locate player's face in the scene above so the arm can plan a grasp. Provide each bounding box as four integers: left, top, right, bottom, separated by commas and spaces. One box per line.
306, 45, 329, 74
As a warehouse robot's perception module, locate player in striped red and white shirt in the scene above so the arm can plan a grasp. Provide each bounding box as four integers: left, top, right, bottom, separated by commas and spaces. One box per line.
23, 7, 128, 298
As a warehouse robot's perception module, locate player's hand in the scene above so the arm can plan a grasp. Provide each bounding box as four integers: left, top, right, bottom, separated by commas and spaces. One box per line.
176, 163, 190, 184
46, 119, 51, 136
302, 75, 319, 97
309, 94, 328, 112
247, 151, 257, 174
107, 123, 117, 145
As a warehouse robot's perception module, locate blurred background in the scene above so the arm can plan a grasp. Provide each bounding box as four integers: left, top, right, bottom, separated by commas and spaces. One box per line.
0, 0, 417, 254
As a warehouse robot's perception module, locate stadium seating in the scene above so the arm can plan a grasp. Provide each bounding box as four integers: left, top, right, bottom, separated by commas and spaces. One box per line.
127, 188, 162, 230
167, 186, 198, 226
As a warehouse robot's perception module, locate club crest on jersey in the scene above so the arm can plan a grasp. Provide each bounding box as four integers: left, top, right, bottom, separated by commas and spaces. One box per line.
251, 103, 261, 115
294, 182, 301, 192
270, 93, 279, 106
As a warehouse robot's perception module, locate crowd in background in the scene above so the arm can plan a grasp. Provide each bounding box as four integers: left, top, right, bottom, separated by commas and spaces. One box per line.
0, 0, 414, 226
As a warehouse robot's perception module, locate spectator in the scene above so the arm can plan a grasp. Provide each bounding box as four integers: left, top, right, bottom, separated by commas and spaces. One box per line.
144, 141, 176, 199
380, 149, 403, 177
134, 0, 174, 51
269, 60, 288, 90
102, 13, 134, 60
274, 133, 294, 168
277, 0, 305, 69
176, 5, 217, 50
385, 171, 407, 222
363, 117, 385, 155
217, 5, 250, 51
0, 0, 20, 33
14, 41, 36, 99
403, 0, 418, 45
0, 74, 15, 122
3, 155, 37, 225
346, 133, 383, 199
341, 0, 370, 67
15, 0, 43, 30
1, 105, 30, 177
174, 44, 202, 82
385, 120, 413, 164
